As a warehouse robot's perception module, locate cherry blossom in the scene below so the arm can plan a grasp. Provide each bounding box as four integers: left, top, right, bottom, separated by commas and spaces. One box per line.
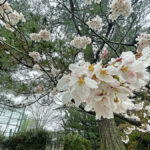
39, 29, 51, 41
29, 51, 41, 62
136, 34, 150, 51
121, 135, 129, 144
57, 49, 150, 120
109, 0, 132, 21
70, 36, 91, 49
87, 15, 103, 31
30, 33, 41, 42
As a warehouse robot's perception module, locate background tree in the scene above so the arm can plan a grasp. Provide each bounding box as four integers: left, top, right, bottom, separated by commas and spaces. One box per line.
63, 108, 100, 150
27, 102, 63, 130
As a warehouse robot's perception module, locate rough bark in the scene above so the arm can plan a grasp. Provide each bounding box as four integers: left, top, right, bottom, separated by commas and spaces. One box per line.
98, 118, 126, 150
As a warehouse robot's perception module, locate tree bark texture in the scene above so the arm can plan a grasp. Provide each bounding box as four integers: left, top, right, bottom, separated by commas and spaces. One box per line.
98, 118, 126, 150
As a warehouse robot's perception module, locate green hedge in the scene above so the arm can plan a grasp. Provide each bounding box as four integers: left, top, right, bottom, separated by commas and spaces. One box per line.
3, 129, 49, 150
63, 133, 92, 150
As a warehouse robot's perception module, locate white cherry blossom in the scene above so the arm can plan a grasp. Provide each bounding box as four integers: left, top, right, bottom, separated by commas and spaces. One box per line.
29, 51, 41, 62
70, 36, 91, 49
87, 15, 103, 31
121, 135, 129, 144
39, 29, 51, 41
57, 48, 150, 120
33, 64, 41, 70
136, 34, 150, 51
109, 0, 132, 21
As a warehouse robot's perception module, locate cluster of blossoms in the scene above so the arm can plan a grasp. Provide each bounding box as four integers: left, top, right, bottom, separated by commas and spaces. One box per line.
51, 66, 60, 76
57, 46, 150, 120
33, 64, 41, 71
86, 15, 103, 31
121, 125, 136, 143
121, 120, 150, 143
109, 0, 132, 21
30, 29, 51, 42
0, 1, 25, 32
70, 36, 91, 49
84, 0, 101, 5
120, 99, 150, 143
29, 51, 41, 62
33, 85, 44, 93
121, 135, 129, 144
138, 46, 150, 68
136, 34, 150, 52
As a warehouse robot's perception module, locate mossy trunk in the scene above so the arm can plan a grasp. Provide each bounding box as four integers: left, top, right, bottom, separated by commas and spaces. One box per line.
98, 118, 126, 150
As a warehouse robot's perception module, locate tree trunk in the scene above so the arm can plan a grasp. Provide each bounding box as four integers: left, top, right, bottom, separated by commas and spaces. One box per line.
98, 118, 126, 150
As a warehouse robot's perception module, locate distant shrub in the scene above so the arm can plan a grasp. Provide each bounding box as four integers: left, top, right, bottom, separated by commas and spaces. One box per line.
63, 133, 92, 150
0, 132, 5, 144
3, 129, 49, 150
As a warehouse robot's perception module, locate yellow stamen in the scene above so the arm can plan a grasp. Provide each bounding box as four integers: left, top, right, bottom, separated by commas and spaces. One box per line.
92, 74, 97, 80
121, 66, 128, 72
100, 64, 103, 67
114, 88, 119, 93
111, 62, 118, 68
114, 97, 119, 103
136, 52, 142, 58
113, 75, 120, 81
78, 77, 84, 85
100, 69, 107, 75
102, 90, 107, 95
120, 82, 124, 86
88, 64, 94, 71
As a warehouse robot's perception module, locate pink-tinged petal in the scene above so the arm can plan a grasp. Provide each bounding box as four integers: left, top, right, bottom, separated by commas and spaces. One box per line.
57, 75, 70, 91
102, 49, 108, 58
128, 71, 136, 77
110, 82, 120, 88
62, 91, 72, 104
116, 58, 122, 62
84, 77, 98, 89
72, 94, 82, 107
121, 51, 135, 64
71, 84, 90, 101
94, 96, 104, 102
69, 64, 78, 72
99, 75, 115, 83
69, 76, 78, 86
106, 66, 119, 75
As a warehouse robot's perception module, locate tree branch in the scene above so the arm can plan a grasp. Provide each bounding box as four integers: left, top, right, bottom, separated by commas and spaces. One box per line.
78, 105, 142, 126
94, 22, 113, 63
0, 0, 7, 6
56, 105, 142, 127
69, 0, 82, 36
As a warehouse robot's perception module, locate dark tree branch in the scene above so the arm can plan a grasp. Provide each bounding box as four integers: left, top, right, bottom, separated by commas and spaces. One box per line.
94, 22, 113, 63
69, 0, 82, 36
57, 0, 119, 59
0, 92, 50, 108
115, 14, 137, 52
114, 113, 141, 126
56, 105, 142, 127
0, 0, 7, 6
